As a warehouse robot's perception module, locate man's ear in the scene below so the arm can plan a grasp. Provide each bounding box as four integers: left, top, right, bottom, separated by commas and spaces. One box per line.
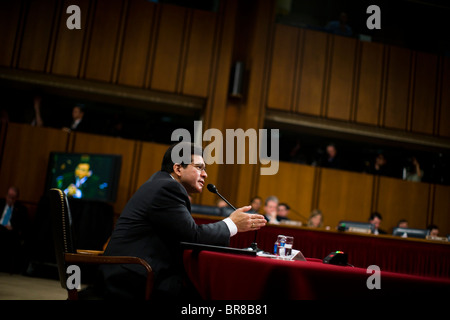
173, 163, 182, 177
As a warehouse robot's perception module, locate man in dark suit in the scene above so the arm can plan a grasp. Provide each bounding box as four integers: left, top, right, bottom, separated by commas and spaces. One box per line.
58, 162, 102, 200
62, 104, 91, 133
369, 211, 387, 235
0, 186, 29, 272
98, 142, 266, 299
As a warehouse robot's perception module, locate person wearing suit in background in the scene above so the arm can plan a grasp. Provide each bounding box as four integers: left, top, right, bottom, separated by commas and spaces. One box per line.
249, 196, 262, 213
0, 186, 29, 272
263, 196, 279, 224
97, 142, 267, 299
369, 212, 387, 235
62, 104, 91, 133
320, 143, 342, 170
276, 203, 291, 222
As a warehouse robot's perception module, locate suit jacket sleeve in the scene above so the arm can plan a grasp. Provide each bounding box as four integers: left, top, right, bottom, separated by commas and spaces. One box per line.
141, 176, 230, 247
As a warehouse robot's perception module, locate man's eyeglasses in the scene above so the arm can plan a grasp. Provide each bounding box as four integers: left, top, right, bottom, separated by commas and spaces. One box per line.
189, 163, 207, 173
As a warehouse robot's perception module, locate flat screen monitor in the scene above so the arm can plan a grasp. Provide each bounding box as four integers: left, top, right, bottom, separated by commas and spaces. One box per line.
45, 152, 121, 202
392, 227, 429, 239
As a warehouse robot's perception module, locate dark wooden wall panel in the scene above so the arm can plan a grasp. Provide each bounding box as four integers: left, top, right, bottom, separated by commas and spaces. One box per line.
149, 4, 187, 92
116, 0, 156, 87
0, 123, 68, 203
83, 0, 124, 81
134, 142, 168, 193
51, 0, 90, 77
376, 176, 431, 232
317, 168, 374, 228
17, 0, 57, 71
0, 0, 23, 67
438, 57, 450, 138
267, 24, 299, 112
257, 162, 316, 223
355, 41, 384, 126
326, 35, 357, 121
295, 29, 327, 116
411, 52, 438, 135
182, 10, 217, 97
383, 46, 412, 130
432, 184, 450, 236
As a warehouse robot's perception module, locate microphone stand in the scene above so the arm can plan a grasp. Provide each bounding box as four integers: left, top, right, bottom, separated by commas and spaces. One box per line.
207, 184, 262, 253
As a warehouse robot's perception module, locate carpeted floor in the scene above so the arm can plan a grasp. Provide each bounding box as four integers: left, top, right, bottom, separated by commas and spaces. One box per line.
0, 272, 67, 300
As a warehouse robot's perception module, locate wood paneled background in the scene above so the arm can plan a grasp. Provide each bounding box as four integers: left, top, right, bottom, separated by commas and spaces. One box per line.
0, 0, 449, 235
1, 0, 219, 98
267, 25, 450, 137
0, 123, 448, 235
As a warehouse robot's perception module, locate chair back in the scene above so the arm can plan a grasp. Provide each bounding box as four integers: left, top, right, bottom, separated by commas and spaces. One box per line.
49, 188, 76, 289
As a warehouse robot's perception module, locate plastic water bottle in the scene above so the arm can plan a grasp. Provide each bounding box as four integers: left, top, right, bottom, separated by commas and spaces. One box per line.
274, 235, 285, 255
278, 236, 286, 257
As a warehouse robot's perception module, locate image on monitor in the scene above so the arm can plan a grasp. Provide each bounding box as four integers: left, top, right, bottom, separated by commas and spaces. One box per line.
45, 152, 122, 202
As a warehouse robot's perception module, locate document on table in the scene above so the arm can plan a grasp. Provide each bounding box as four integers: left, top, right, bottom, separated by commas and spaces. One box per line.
257, 249, 306, 261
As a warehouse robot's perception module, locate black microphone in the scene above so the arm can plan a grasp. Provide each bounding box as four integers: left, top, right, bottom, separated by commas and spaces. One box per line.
207, 184, 237, 210
207, 183, 261, 252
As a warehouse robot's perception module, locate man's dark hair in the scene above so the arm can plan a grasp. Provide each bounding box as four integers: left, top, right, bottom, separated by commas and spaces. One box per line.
278, 203, 290, 210
161, 142, 203, 173
250, 196, 262, 202
74, 103, 86, 112
369, 211, 382, 221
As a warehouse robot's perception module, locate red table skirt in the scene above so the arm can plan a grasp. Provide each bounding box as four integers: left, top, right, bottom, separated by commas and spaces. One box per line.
183, 250, 450, 300
193, 215, 450, 279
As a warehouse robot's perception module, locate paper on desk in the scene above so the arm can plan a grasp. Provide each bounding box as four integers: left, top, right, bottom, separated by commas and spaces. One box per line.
257, 249, 303, 261
256, 251, 277, 258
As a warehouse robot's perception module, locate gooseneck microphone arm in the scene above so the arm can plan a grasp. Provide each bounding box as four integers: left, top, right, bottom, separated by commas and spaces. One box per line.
206, 184, 237, 211
207, 183, 261, 252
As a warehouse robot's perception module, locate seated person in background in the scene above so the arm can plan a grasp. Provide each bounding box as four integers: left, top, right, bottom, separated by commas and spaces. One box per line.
368, 153, 392, 177
62, 104, 91, 133
325, 12, 353, 37
216, 199, 228, 208
307, 209, 323, 228
249, 196, 262, 213
397, 219, 409, 229
427, 224, 439, 237
263, 196, 279, 224
320, 143, 341, 169
369, 212, 387, 235
276, 203, 290, 222
216, 198, 234, 217
404, 157, 424, 182
0, 186, 29, 272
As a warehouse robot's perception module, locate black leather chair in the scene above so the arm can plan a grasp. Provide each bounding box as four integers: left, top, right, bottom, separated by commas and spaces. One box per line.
48, 188, 154, 300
